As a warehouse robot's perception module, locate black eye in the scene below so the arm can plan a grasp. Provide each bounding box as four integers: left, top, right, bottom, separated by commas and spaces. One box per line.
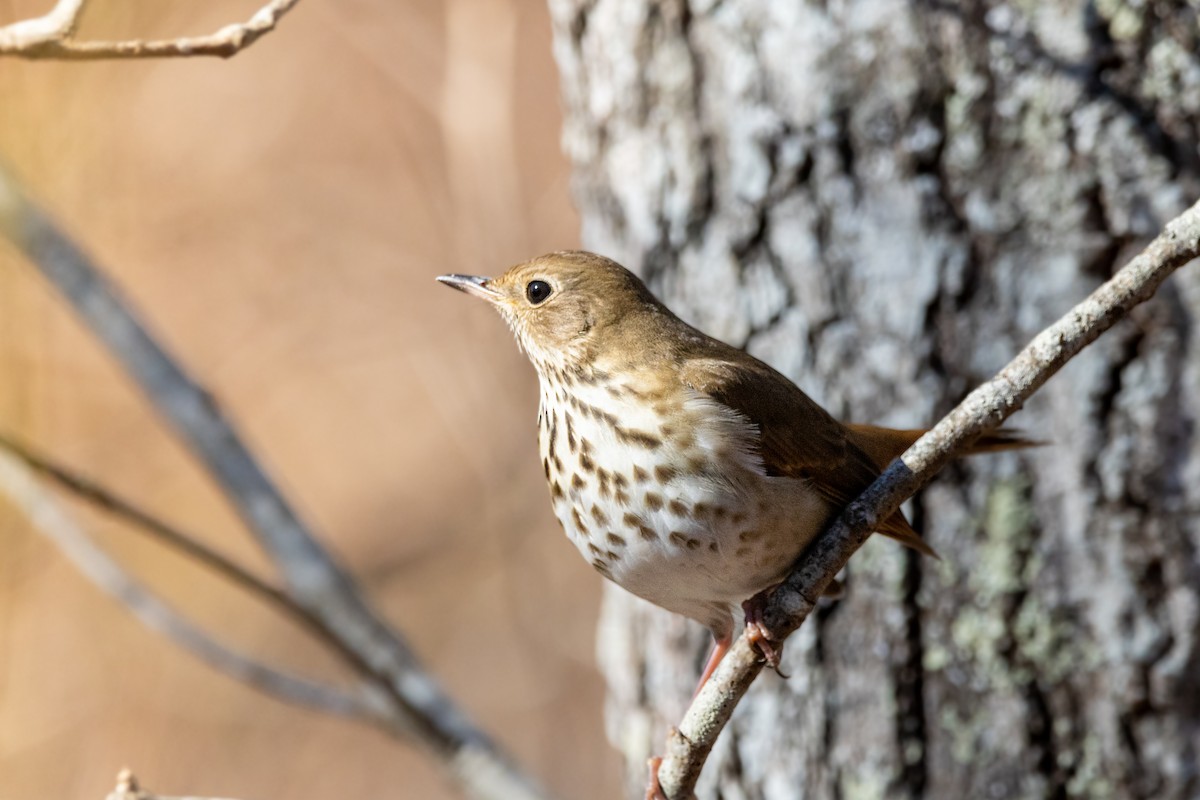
526, 280, 552, 305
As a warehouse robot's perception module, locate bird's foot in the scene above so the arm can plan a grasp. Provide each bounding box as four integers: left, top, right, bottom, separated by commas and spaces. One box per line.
742, 591, 788, 678
645, 756, 666, 800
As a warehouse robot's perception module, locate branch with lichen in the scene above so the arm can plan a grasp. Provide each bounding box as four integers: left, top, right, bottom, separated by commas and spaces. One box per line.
653, 197, 1200, 798
0, 0, 300, 59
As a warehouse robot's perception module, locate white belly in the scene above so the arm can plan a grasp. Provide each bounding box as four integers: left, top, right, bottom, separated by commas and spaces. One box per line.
537, 377, 831, 634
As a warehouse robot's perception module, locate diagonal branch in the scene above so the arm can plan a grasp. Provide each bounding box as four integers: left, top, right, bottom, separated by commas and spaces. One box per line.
0, 430, 398, 695
0, 429, 480, 738
0, 0, 300, 60
0, 164, 554, 800
0, 430, 298, 617
655, 197, 1200, 798
0, 447, 380, 721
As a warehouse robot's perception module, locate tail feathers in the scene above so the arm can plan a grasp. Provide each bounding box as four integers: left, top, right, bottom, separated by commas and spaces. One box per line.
877, 510, 939, 559
845, 423, 1041, 470
843, 423, 1041, 560
963, 428, 1043, 454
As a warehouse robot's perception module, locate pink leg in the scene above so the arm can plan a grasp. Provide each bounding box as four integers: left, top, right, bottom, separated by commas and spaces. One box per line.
644, 756, 666, 800
694, 632, 733, 698
742, 589, 788, 677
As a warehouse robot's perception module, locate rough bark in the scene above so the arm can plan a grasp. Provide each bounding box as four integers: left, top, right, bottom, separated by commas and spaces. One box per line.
548, 1, 1200, 798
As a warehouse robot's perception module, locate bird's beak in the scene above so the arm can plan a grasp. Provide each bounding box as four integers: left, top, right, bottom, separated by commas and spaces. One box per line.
436, 274, 502, 302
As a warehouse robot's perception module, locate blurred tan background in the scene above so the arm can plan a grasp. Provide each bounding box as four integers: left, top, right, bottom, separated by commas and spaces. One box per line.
0, 1, 622, 797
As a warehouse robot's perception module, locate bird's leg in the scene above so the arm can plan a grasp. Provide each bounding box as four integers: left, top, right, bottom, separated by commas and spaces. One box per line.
644, 756, 666, 800
647, 630, 734, 797
693, 632, 732, 698
742, 589, 787, 677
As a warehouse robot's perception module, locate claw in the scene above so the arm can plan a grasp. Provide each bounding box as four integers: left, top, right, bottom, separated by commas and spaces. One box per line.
742, 591, 788, 678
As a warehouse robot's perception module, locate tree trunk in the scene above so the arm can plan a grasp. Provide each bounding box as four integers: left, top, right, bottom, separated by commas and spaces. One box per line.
547, 1, 1200, 797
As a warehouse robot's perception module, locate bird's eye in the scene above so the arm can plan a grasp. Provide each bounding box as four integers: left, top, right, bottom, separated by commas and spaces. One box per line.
526, 280, 552, 305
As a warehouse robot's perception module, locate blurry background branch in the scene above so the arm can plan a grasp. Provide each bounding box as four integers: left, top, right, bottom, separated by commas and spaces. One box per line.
0, 431, 303, 618
0, 1, 597, 797
0, 161, 554, 800
0, 427, 408, 706
656, 201, 1200, 798
0, 0, 300, 59
0, 446, 379, 721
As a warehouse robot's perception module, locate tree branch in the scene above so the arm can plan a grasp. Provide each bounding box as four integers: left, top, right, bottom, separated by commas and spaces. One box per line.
656, 197, 1200, 798
0, 430, 300, 618
0, 163, 553, 800
0, 0, 300, 59
0, 447, 380, 720
0, 0, 85, 48
0, 429, 401, 696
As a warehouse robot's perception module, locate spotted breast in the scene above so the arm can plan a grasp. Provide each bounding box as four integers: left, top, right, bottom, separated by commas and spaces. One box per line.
536, 357, 831, 643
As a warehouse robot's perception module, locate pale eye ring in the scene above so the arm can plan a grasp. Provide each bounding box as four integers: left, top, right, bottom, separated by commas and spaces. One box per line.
526, 280, 552, 305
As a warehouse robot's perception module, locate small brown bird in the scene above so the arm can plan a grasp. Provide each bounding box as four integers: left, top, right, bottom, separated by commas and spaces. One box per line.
439, 251, 1026, 688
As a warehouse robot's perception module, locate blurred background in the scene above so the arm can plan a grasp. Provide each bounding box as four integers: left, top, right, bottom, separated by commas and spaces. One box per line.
0, 0, 623, 797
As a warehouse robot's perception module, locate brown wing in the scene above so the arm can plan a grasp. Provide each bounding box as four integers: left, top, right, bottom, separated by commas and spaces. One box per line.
680, 356, 935, 557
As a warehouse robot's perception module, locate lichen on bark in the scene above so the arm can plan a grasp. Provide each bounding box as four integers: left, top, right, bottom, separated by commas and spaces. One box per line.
549, 1, 1200, 797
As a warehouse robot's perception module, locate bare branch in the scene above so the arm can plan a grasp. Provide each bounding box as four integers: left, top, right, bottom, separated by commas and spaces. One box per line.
0, 0, 299, 60
0, 447, 380, 720
0, 0, 85, 48
0, 430, 456, 735
656, 197, 1200, 798
0, 430, 300, 618
0, 164, 554, 800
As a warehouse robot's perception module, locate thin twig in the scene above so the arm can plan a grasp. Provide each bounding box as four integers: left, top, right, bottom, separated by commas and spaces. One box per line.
0, 431, 296, 615
655, 197, 1200, 798
0, 0, 299, 59
0, 448, 380, 720
0, 430, 420, 723
0, 164, 553, 800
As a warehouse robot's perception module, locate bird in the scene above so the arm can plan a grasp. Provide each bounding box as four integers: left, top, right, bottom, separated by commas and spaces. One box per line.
438, 250, 1030, 690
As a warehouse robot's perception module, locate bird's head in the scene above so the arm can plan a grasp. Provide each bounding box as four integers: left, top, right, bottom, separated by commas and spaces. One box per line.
437, 251, 665, 373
